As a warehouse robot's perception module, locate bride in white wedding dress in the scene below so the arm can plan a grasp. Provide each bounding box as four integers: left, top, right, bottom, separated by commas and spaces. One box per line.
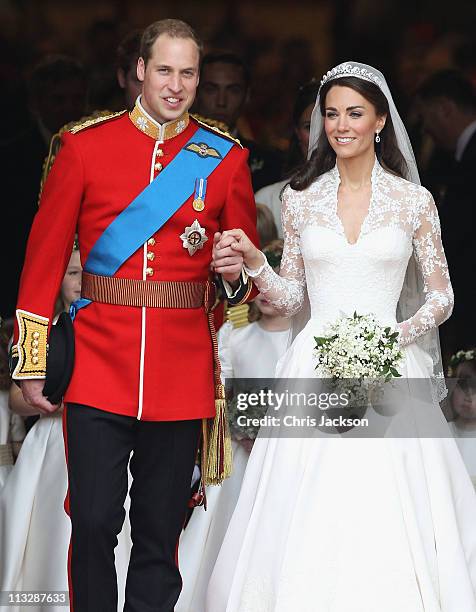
206, 62, 476, 612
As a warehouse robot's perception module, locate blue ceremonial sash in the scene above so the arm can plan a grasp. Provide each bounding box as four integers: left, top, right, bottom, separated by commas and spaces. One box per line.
70, 127, 234, 318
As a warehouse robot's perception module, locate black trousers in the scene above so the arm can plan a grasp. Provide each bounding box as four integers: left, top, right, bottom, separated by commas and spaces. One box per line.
64, 403, 201, 612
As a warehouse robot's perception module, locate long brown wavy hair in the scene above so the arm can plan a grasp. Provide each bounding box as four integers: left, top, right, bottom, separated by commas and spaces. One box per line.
290, 76, 408, 191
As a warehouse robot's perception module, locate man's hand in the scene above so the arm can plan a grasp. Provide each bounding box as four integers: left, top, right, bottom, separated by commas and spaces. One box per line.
212, 229, 264, 277
211, 232, 245, 283
21, 379, 61, 415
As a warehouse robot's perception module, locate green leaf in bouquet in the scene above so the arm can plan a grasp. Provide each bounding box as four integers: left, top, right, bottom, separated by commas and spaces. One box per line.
390, 367, 401, 378
314, 336, 328, 347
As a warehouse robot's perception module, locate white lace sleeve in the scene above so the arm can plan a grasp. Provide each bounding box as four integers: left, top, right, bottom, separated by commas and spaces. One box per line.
245, 187, 306, 317
397, 191, 454, 347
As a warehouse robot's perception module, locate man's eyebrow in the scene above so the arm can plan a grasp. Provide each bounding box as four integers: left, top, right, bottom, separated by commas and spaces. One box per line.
153, 64, 197, 71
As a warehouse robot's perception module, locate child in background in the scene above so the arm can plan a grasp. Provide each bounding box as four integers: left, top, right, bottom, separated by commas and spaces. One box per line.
254, 79, 320, 236
0, 244, 130, 611
8, 244, 81, 415
0, 318, 25, 489
177, 239, 290, 612
448, 349, 476, 489
256, 202, 278, 247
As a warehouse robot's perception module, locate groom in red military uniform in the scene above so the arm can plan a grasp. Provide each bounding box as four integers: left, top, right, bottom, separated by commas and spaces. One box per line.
12, 19, 257, 612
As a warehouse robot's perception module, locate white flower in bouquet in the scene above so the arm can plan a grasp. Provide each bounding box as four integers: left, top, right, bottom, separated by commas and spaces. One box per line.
314, 312, 403, 383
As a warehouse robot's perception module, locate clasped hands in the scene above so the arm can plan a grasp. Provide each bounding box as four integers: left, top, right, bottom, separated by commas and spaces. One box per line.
211, 229, 264, 283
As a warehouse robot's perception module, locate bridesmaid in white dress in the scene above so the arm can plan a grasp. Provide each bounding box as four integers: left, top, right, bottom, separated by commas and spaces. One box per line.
254, 79, 320, 238
177, 241, 290, 612
0, 324, 25, 490
0, 247, 131, 611
208, 62, 476, 611
448, 350, 476, 488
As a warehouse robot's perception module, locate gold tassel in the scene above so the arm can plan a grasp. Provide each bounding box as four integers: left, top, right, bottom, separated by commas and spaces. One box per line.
203, 384, 233, 485
202, 281, 233, 486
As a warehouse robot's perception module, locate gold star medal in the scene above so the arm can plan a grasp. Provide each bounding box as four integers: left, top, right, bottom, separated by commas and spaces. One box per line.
180, 219, 208, 256
193, 178, 207, 212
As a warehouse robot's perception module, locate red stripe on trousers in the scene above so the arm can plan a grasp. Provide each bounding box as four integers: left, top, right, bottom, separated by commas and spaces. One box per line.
62, 405, 74, 612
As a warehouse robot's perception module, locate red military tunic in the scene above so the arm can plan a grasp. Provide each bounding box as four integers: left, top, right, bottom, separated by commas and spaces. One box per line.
13, 100, 258, 421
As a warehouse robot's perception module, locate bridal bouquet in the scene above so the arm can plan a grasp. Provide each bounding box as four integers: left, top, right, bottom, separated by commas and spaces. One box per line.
314, 312, 403, 388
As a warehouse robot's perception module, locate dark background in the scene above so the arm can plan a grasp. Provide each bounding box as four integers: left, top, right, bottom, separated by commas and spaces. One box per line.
0, 0, 475, 361
1, 0, 475, 147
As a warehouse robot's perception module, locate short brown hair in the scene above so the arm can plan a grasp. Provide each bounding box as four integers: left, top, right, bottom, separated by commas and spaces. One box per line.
255, 203, 278, 247
140, 19, 203, 65
117, 29, 142, 74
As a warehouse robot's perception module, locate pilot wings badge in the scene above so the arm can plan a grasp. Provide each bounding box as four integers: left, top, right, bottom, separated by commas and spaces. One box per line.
185, 142, 223, 159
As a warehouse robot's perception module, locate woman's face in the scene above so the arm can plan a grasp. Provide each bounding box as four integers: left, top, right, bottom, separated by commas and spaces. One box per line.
451, 362, 476, 421
61, 250, 82, 310
295, 102, 314, 158
324, 85, 386, 161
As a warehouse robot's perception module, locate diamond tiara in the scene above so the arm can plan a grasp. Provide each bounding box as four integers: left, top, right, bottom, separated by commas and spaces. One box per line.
319, 63, 383, 92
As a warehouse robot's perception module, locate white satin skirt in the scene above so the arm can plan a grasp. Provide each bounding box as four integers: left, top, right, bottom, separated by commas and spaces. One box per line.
206, 328, 476, 612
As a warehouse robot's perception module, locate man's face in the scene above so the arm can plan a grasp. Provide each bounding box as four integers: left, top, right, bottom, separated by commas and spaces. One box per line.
419, 97, 454, 151
117, 62, 142, 111
295, 102, 314, 158
36, 78, 87, 133
137, 34, 200, 123
196, 62, 247, 130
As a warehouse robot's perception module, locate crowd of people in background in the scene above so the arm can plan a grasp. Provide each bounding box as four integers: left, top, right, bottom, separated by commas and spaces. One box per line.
0, 18, 475, 359
0, 12, 475, 610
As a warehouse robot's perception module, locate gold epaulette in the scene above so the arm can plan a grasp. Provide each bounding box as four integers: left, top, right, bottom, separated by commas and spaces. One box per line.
225, 303, 250, 329
69, 109, 127, 134
39, 110, 125, 203
191, 114, 242, 148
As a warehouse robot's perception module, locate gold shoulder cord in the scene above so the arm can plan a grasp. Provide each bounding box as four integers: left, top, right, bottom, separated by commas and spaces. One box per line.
38, 110, 127, 203
69, 109, 126, 134
191, 114, 243, 148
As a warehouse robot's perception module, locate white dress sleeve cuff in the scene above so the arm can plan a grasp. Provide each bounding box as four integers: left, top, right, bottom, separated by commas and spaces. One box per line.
222, 269, 250, 298
243, 251, 267, 277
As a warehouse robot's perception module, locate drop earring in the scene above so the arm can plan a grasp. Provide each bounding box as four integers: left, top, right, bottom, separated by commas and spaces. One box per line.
375, 132, 381, 143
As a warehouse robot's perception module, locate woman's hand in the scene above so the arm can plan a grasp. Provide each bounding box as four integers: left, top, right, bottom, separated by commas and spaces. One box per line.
212, 229, 264, 280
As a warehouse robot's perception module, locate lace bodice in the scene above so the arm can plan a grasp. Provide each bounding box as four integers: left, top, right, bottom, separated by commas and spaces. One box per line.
246, 162, 454, 347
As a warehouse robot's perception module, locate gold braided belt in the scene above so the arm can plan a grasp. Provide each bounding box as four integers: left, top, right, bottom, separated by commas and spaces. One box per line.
81, 272, 209, 309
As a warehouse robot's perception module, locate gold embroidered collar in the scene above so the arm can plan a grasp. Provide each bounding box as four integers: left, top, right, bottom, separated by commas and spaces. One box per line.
130, 97, 189, 141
